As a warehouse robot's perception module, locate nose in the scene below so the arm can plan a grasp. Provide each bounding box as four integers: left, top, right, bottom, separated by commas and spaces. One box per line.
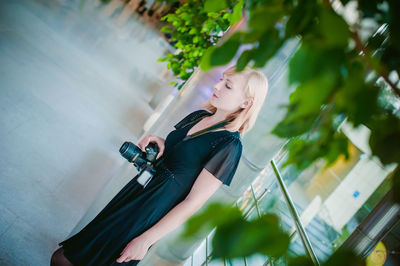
214, 79, 224, 92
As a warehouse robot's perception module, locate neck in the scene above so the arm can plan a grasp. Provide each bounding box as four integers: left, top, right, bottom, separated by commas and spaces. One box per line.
208, 108, 231, 123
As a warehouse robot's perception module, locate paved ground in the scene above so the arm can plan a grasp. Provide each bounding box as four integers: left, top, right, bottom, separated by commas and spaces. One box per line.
0, 0, 302, 265
0, 0, 176, 264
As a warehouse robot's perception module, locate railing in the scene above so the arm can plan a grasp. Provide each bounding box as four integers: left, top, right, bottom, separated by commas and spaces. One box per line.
271, 159, 320, 266
185, 154, 321, 266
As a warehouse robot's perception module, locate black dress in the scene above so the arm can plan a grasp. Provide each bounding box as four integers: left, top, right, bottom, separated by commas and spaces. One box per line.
58, 109, 243, 266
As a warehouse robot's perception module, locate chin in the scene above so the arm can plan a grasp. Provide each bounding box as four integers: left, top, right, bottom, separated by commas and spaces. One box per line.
209, 101, 218, 108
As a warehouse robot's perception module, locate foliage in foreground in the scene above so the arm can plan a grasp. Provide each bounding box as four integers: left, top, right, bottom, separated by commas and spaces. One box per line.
153, 0, 400, 264
168, 0, 399, 264
157, 0, 243, 89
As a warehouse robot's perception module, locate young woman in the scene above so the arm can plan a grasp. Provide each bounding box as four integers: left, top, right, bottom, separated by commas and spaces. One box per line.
51, 64, 269, 266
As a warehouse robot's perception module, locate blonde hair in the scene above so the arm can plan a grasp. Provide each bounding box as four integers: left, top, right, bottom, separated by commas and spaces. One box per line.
202, 64, 269, 136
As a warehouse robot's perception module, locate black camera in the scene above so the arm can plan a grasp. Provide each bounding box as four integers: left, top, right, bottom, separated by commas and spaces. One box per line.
119, 141, 159, 187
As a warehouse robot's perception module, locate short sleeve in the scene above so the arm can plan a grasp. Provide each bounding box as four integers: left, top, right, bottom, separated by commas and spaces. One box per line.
173, 109, 212, 130
203, 136, 243, 186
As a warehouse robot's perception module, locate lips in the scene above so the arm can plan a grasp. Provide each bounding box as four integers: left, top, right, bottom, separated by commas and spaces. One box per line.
212, 93, 218, 98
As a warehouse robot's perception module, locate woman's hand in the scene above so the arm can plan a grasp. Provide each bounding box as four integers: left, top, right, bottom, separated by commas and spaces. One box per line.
116, 235, 153, 263
138, 135, 165, 160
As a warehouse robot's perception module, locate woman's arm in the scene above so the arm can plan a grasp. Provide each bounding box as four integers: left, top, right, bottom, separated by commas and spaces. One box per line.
141, 168, 223, 245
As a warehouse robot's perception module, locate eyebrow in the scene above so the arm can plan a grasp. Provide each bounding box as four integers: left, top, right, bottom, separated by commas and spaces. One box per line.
223, 74, 233, 85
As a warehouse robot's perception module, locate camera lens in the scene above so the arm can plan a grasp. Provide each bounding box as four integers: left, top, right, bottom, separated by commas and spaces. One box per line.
119, 141, 142, 162
119, 142, 129, 154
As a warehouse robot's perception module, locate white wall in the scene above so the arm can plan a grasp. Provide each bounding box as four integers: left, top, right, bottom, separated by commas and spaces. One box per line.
0, 0, 172, 264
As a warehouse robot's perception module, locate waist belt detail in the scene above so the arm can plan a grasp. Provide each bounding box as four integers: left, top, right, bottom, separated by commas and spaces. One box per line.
154, 162, 185, 186
155, 162, 175, 179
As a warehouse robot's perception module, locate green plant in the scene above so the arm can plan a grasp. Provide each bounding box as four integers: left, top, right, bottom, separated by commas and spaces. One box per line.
199, 0, 400, 199
157, 0, 244, 89
182, 202, 290, 259
172, 0, 399, 264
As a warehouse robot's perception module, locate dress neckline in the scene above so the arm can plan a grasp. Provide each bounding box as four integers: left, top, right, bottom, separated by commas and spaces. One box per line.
182, 113, 239, 140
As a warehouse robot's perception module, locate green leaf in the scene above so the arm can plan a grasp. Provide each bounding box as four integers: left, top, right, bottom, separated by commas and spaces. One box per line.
324, 132, 349, 165
241, 30, 264, 44
188, 28, 197, 35
281, 126, 348, 171
160, 25, 173, 33
323, 249, 364, 266
281, 138, 319, 170
285, 1, 316, 38
177, 82, 185, 90
202, 32, 241, 69
288, 256, 314, 266
236, 49, 254, 71
181, 203, 243, 238
180, 11, 191, 21
211, 213, 290, 258
368, 112, 400, 166
230, 0, 244, 25
248, 4, 284, 32
223, 13, 231, 20
199, 46, 215, 71
392, 167, 400, 203
204, 0, 228, 13
318, 6, 351, 47
289, 43, 344, 85
160, 14, 169, 21
270, 112, 319, 138
210, 41, 240, 66
193, 36, 200, 43
335, 61, 380, 127
381, 42, 400, 75
287, 73, 337, 120
253, 29, 283, 68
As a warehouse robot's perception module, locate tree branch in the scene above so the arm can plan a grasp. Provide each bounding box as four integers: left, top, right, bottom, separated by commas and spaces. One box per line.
352, 29, 400, 98
322, 0, 400, 98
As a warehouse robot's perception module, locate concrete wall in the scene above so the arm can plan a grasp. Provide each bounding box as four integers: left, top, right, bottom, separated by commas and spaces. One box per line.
0, 0, 301, 265
0, 0, 174, 264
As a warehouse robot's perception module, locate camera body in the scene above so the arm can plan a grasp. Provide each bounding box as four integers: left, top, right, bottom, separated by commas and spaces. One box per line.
119, 141, 159, 187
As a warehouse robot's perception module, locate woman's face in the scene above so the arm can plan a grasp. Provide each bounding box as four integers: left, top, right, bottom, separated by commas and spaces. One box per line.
210, 72, 251, 112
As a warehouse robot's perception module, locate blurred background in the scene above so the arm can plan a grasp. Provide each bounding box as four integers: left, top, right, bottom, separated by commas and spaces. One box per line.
0, 0, 399, 265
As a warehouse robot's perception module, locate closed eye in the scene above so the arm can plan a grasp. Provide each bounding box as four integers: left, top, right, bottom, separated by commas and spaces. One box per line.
219, 78, 231, 89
